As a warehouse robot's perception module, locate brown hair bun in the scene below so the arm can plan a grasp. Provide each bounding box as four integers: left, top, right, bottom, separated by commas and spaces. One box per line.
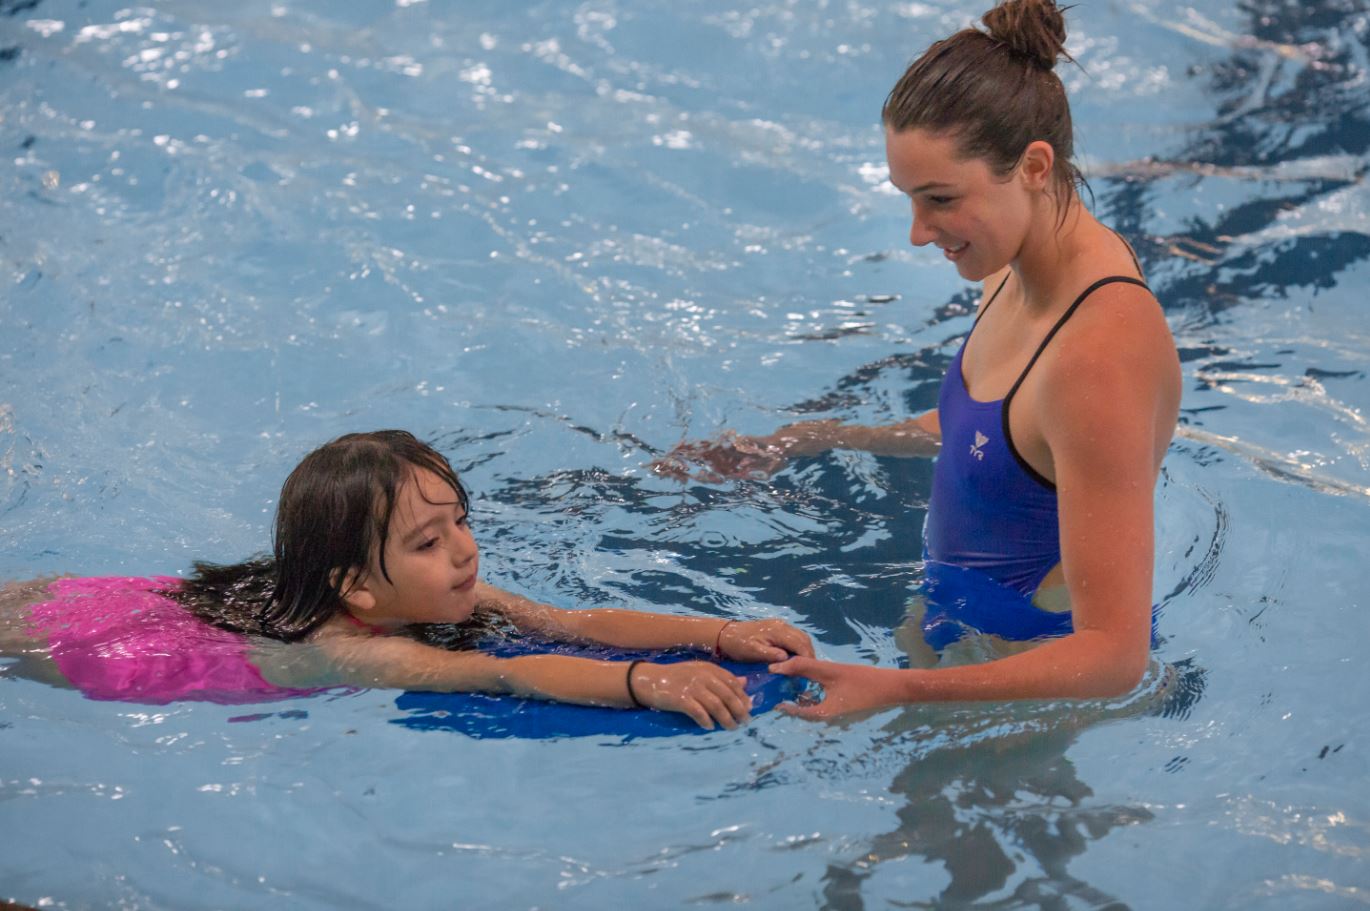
981, 0, 1070, 71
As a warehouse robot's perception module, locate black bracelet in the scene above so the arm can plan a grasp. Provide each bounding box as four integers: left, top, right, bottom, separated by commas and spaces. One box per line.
625, 659, 646, 708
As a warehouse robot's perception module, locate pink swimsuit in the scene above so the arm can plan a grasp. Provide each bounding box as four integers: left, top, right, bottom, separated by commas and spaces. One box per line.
25, 576, 321, 705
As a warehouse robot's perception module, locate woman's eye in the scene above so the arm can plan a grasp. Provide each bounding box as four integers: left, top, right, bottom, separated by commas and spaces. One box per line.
928, 195, 956, 206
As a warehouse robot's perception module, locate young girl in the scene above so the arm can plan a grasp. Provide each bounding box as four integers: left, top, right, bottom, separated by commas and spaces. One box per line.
3, 430, 813, 730
658, 0, 1181, 716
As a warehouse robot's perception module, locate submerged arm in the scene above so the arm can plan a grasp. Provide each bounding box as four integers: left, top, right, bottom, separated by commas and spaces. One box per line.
652, 410, 940, 481
653, 270, 1015, 483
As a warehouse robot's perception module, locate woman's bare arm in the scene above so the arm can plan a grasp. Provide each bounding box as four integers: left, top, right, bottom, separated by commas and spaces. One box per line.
652, 411, 940, 481
772, 284, 1180, 713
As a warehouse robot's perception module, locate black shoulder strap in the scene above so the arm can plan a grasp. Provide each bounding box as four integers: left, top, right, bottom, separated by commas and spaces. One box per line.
1004, 276, 1150, 407
973, 272, 1013, 326
999, 275, 1150, 490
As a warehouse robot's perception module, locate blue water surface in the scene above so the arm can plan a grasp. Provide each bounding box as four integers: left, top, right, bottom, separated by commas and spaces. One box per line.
2, 0, 1368, 908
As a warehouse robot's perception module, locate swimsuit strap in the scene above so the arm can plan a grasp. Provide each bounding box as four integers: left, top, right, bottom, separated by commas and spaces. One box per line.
1002, 275, 1152, 489
343, 611, 389, 635
969, 229, 1140, 337
972, 272, 1013, 327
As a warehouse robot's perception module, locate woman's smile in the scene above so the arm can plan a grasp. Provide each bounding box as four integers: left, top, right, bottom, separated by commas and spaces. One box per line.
941, 240, 970, 260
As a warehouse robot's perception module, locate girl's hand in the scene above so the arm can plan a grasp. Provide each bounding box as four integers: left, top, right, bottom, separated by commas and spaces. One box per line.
630, 661, 752, 730
767, 656, 908, 720
717, 619, 815, 663
651, 422, 842, 482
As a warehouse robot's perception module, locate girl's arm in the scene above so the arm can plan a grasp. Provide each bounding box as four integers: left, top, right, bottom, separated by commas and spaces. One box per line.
286, 631, 753, 730
474, 582, 815, 663
773, 285, 1179, 714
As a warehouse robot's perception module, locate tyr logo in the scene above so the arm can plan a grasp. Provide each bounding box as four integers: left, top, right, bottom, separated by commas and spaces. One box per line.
969, 430, 988, 461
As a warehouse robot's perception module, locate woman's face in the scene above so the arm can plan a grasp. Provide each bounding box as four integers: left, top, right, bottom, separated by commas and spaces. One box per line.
884, 127, 1036, 282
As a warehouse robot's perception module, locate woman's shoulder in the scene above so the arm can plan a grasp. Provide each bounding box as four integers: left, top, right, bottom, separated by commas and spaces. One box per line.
1039, 275, 1180, 428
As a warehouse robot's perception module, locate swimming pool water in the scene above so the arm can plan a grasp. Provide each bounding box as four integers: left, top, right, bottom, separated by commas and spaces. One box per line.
2, 0, 1368, 907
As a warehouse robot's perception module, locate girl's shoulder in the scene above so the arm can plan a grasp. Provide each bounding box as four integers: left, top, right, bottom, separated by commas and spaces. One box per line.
0, 576, 66, 613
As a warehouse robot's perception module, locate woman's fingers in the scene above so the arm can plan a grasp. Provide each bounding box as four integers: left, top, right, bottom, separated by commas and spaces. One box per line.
769, 655, 824, 678
649, 435, 787, 482
768, 656, 836, 721
777, 700, 819, 720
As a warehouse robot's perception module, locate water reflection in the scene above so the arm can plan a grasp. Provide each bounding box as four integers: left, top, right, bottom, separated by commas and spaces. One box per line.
758, 651, 1201, 909
820, 726, 1148, 910
1121, 0, 1370, 324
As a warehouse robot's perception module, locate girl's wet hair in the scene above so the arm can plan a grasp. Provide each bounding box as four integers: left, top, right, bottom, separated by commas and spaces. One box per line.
883, 0, 1084, 215
172, 430, 469, 641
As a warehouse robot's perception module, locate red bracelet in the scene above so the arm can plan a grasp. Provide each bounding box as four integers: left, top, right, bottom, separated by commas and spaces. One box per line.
713, 620, 736, 659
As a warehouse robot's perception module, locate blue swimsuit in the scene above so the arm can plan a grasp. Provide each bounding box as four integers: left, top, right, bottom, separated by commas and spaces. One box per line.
919, 273, 1150, 648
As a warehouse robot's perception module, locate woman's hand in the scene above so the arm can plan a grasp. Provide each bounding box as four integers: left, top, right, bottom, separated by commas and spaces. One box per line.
651, 421, 843, 482
768, 656, 909, 720
630, 660, 752, 730
717, 619, 815, 663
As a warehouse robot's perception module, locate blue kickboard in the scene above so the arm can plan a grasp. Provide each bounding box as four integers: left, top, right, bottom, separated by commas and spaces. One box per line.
393, 647, 805, 739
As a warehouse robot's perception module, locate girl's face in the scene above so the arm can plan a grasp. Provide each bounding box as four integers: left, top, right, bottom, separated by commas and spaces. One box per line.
884, 127, 1038, 281
354, 468, 479, 626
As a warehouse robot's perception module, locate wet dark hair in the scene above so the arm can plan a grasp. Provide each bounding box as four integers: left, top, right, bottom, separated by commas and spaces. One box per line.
170, 430, 470, 642
883, 0, 1084, 216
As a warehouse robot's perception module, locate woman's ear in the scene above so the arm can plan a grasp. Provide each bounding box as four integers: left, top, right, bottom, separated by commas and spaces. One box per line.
332, 566, 377, 613
1018, 140, 1055, 191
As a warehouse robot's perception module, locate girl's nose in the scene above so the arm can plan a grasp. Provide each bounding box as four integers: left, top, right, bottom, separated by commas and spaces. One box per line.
449, 531, 477, 566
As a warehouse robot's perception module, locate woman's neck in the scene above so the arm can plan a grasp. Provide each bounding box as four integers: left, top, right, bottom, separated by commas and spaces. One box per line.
1010, 196, 1099, 315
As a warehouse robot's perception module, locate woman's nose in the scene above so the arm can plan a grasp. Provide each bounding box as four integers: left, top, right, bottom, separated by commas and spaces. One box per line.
909, 214, 936, 247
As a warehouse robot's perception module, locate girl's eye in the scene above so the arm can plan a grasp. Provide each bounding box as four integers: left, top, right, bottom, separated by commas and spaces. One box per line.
928, 195, 956, 206
417, 538, 438, 551
455, 513, 470, 528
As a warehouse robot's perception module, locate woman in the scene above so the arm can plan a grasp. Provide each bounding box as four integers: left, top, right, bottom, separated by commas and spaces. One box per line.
659, 0, 1181, 717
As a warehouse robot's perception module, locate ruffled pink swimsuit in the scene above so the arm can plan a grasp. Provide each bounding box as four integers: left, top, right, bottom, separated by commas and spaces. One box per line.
25, 576, 321, 705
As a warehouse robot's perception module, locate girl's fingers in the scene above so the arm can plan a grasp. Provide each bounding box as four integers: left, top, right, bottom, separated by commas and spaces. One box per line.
703, 673, 751, 724
684, 703, 716, 730
693, 690, 742, 730
696, 683, 748, 729
786, 631, 816, 658
714, 666, 747, 699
